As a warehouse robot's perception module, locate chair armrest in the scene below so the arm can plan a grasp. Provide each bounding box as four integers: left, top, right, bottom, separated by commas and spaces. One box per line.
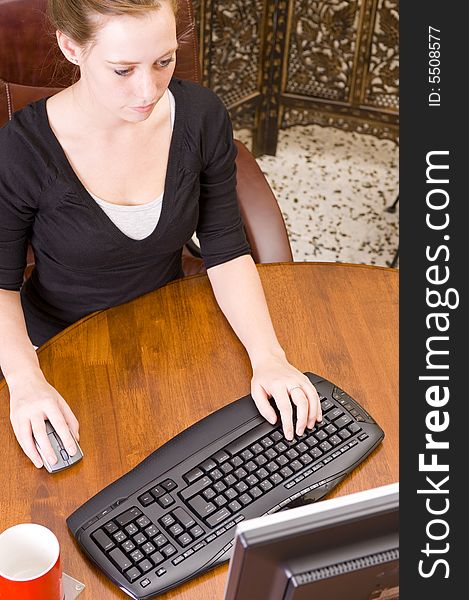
234, 139, 293, 263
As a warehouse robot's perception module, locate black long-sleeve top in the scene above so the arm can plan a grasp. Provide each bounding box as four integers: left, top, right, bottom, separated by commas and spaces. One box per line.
0, 77, 251, 346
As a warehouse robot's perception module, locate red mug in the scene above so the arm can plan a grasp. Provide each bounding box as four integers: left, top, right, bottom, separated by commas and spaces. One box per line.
0, 523, 64, 599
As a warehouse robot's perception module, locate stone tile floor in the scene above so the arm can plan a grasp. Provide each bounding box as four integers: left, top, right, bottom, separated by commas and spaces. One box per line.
234, 124, 399, 268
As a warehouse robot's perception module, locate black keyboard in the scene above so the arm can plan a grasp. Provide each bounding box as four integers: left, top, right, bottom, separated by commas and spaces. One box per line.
67, 372, 384, 599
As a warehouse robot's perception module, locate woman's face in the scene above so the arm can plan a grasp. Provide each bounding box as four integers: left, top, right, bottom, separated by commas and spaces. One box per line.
76, 5, 178, 123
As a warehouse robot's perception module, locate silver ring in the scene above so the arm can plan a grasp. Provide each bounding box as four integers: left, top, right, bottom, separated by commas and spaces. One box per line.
288, 385, 302, 394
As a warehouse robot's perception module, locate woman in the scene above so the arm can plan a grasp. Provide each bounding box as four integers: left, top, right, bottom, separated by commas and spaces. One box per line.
0, 0, 321, 469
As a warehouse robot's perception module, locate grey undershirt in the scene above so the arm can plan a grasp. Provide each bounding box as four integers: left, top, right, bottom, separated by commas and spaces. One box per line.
86, 89, 175, 240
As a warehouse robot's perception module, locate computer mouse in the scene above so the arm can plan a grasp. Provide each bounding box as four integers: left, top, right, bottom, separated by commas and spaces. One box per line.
34, 419, 84, 473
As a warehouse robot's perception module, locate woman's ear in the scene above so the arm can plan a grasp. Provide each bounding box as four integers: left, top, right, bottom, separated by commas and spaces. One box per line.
56, 30, 82, 66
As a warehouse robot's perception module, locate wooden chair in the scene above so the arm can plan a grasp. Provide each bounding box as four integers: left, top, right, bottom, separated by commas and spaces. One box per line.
0, 0, 293, 278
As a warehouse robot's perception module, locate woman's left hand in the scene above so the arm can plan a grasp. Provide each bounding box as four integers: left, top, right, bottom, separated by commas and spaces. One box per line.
250, 355, 322, 441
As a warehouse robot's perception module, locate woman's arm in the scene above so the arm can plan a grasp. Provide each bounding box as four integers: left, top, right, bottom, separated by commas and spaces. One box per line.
0, 289, 79, 467
207, 255, 322, 441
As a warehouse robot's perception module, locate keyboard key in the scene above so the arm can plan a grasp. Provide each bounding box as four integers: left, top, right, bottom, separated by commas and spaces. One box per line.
214, 481, 227, 493
125, 523, 138, 536
177, 532, 193, 547
173, 507, 196, 529
162, 544, 177, 557
310, 447, 323, 459
161, 479, 177, 491
270, 430, 283, 442
254, 455, 267, 466
157, 493, 175, 508
221, 462, 234, 474
154, 534, 168, 548
321, 399, 334, 411
156, 568, 166, 577
141, 542, 156, 555
150, 550, 165, 565
250, 443, 263, 454
212, 450, 230, 464
275, 441, 288, 453
265, 448, 277, 460
230, 455, 243, 467
234, 467, 248, 480
244, 460, 257, 473
124, 565, 141, 583
339, 428, 352, 439
200, 458, 217, 472
334, 415, 352, 428
151, 485, 165, 498
203, 487, 216, 500
180, 476, 211, 501
238, 493, 252, 506
319, 441, 332, 452
330, 435, 342, 446
257, 467, 269, 479
184, 467, 204, 483
141, 578, 151, 587
109, 547, 133, 572
266, 461, 279, 473
144, 524, 159, 538
122, 540, 136, 553
228, 500, 242, 512
349, 423, 362, 434
325, 424, 337, 435
136, 515, 151, 529
260, 480, 273, 492
224, 474, 236, 486
214, 494, 228, 507
169, 523, 184, 537
327, 407, 344, 421
225, 487, 237, 500
280, 466, 293, 478
286, 448, 299, 459
160, 514, 175, 528
250, 486, 263, 498
138, 558, 153, 573
206, 506, 232, 527
115, 507, 142, 528
261, 437, 274, 448
315, 430, 327, 441
211, 468, 223, 480
241, 449, 254, 461
138, 493, 154, 507
276, 454, 289, 466
190, 524, 205, 538
92, 529, 115, 552
188, 495, 217, 518
130, 549, 144, 563
300, 453, 313, 465
104, 521, 118, 535
235, 481, 248, 494
113, 531, 127, 543
246, 474, 259, 486
270, 473, 283, 485
305, 436, 318, 447
296, 442, 309, 453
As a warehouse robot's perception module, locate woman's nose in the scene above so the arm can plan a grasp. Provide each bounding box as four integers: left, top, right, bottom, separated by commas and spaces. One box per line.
138, 70, 158, 102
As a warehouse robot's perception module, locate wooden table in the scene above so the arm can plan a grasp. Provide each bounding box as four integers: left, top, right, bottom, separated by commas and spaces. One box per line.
0, 262, 398, 599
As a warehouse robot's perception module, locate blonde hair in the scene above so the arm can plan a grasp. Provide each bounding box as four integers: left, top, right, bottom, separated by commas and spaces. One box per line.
47, 0, 178, 49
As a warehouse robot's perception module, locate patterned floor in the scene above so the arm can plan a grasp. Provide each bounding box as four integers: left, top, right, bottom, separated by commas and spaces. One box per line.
234, 125, 399, 268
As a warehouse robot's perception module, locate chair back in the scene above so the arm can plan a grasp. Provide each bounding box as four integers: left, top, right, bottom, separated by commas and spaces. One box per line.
0, 0, 200, 125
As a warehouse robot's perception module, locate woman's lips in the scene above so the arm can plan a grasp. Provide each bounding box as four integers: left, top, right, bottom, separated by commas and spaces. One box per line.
131, 103, 155, 113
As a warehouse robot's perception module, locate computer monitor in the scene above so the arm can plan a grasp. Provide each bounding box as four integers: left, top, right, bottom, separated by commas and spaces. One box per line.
223, 482, 399, 600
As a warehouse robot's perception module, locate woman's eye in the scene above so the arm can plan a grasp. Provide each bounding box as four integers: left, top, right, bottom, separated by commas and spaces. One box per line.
114, 69, 132, 77
158, 57, 175, 68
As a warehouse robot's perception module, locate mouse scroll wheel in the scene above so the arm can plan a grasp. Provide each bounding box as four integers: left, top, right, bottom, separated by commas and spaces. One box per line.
60, 449, 70, 461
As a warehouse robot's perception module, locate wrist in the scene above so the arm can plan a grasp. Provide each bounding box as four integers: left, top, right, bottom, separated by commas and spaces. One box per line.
249, 345, 286, 369
6, 366, 46, 392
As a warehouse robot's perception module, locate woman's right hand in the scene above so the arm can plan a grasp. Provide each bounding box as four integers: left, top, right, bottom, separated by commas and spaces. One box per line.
8, 371, 80, 468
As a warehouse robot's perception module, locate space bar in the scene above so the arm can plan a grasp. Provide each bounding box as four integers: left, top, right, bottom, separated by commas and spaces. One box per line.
224, 421, 275, 456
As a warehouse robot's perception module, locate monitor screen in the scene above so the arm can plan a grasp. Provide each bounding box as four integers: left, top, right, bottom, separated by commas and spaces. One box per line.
223, 482, 399, 600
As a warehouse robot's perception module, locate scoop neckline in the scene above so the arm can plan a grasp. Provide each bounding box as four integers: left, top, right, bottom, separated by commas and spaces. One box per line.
38, 77, 185, 251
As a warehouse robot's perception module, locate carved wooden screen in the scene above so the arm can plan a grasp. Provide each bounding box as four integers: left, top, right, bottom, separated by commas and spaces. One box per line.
193, 0, 398, 156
